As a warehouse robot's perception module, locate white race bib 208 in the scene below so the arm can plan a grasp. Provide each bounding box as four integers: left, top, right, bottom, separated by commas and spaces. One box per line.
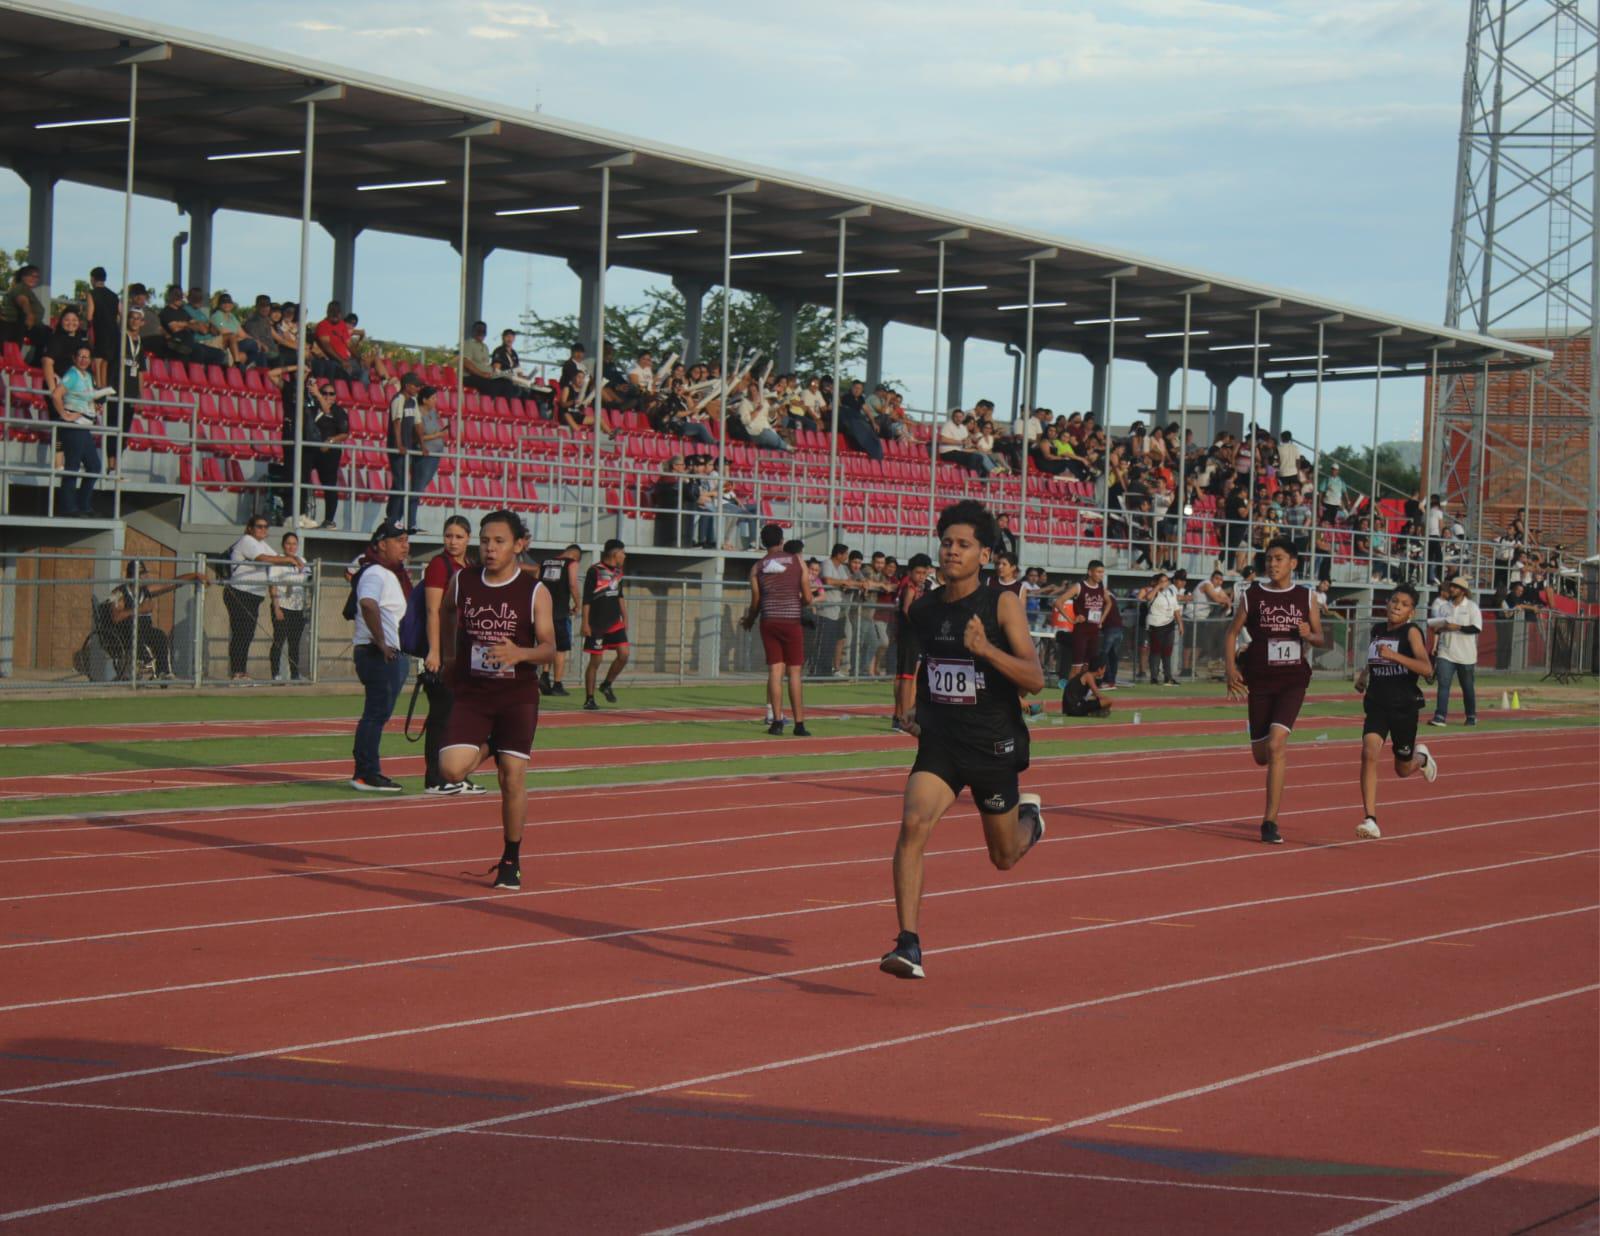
926, 657, 977, 705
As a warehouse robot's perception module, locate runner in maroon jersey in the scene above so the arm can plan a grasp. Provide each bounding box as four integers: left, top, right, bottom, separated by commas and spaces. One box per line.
991, 551, 1025, 596
437, 509, 556, 889
1057, 559, 1109, 674
1224, 538, 1324, 844
741, 523, 817, 736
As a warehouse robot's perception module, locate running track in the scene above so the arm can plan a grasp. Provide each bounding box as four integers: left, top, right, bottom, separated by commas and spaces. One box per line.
0, 726, 1595, 1233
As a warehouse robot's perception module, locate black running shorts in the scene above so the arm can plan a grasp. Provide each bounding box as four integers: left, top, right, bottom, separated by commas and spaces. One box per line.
1362, 699, 1419, 761
910, 734, 1029, 815
583, 626, 628, 655
552, 615, 572, 654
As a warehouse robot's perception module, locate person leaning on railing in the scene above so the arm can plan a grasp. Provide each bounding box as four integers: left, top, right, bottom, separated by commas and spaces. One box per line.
223, 515, 302, 682
49, 343, 106, 518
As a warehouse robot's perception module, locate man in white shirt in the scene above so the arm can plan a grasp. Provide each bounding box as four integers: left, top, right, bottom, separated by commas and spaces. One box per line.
1276, 432, 1299, 481
1427, 574, 1482, 728
351, 522, 413, 792
1142, 572, 1183, 685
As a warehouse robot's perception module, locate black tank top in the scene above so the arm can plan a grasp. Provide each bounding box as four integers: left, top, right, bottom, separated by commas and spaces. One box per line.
539, 556, 573, 610
1364, 621, 1421, 706
909, 584, 1027, 760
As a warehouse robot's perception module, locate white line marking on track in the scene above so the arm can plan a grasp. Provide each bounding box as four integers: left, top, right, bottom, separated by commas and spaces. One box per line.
1316, 1127, 1600, 1235
1, 919, 1591, 1224
644, 988, 1600, 1234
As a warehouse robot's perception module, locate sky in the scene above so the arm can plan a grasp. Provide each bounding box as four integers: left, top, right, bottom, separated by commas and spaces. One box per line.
2, 0, 1483, 449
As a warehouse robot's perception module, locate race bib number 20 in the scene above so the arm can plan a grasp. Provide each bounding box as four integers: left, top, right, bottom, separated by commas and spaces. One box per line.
470, 643, 514, 679
927, 657, 977, 705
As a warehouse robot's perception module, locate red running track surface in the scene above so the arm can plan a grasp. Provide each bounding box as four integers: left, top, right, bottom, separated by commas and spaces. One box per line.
0, 726, 1595, 1233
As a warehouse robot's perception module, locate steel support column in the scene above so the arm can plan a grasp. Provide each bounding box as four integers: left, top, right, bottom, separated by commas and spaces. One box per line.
825, 218, 847, 545
25, 169, 56, 307
589, 166, 610, 544
291, 104, 315, 532
673, 278, 707, 364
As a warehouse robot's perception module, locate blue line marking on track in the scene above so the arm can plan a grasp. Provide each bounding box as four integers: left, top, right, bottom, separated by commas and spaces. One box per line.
634, 1105, 960, 1139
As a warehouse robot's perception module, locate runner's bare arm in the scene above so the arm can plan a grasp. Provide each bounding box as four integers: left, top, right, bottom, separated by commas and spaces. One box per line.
1381, 624, 1433, 677
963, 590, 1045, 695
1299, 598, 1326, 648
741, 564, 761, 629
1223, 592, 1249, 698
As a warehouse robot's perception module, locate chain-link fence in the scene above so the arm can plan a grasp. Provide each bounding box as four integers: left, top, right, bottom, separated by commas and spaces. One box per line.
2, 554, 1594, 692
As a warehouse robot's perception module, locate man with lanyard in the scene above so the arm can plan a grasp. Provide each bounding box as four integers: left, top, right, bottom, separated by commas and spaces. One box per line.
1142, 571, 1182, 686
437, 510, 555, 890
1057, 560, 1109, 677
538, 544, 581, 696
741, 523, 817, 737
880, 501, 1047, 980
1224, 538, 1325, 844
1427, 575, 1483, 728
581, 539, 629, 710
1354, 583, 1438, 839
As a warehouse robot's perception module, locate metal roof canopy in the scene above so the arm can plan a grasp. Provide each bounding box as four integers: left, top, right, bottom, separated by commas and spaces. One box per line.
0, 0, 1553, 385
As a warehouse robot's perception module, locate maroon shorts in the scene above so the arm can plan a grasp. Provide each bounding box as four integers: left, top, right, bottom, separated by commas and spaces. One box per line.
759, 619, 804, 667
442, 683, 540, 760
1246, 681, 1308, 743
1070, 623, 1101, 665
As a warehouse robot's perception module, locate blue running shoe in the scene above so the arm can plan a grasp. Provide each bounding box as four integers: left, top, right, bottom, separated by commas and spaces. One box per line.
879, 931, 924, 980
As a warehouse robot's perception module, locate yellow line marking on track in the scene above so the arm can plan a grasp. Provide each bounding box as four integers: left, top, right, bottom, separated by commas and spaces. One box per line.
980, 1112, 1054, 1123
172, 1047, 231, 1055
1424, 941, 1475, 948
1071, 916, 1117, 923
565, 1080, 636, 1091
678, 1090, 750, 1099
1422, 1149, 1501, 1161
546, 881, 593, 888
626, 886, 665, 893
804, 898, 852, 905
1107, 1123, 1183, 1133
1148, 921, 1197, 929
1347, 935, 1394, 942
279, 1056, 343, 1065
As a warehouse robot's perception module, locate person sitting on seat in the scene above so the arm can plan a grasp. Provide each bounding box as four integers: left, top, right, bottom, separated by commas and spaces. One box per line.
97, 561, 209, 680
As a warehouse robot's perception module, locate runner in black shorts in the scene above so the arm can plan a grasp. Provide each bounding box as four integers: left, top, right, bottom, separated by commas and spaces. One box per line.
880, 501, 1048, 981
437, 510, 556, 890
581, 539, 628, 710
1354, 583, 1438, 839
537, 544, 580, 695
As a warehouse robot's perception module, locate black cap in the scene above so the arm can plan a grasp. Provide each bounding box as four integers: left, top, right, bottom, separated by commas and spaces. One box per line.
369, 520, 408, 545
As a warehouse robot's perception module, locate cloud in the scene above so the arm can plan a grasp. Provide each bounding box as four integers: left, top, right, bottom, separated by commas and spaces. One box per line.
468, 25, 520, 40
352, 25, 435, 38
292, 18, 342, 31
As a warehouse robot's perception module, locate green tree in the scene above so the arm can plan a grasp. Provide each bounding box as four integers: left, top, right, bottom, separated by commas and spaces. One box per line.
1324, 443, 1421, 503
519, 286, 867, 376
0, 247, 29, 286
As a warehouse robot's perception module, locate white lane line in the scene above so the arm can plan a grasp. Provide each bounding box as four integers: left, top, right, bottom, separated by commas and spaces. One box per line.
0, 1096, 1408, 1207
7, 753, 1583, 902
645, 987, 1600, 1235
0, 724, 1578, 833
1316, 1126, 1600, 1234
1, 920, 1591, 1224
0, 847, 1590, 1094
3, 774, 1589, 956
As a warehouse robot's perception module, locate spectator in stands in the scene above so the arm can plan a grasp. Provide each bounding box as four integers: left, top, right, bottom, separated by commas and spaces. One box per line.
85, 266, 119, 388
939, 408, 992, 476
995, 512, 1019, 561
865, 383, 908, 441
48, 343, 104, 518
967, 411, 1008, 474
106, 307, 146, 473
1, 263, 48, 359
653, 374, 715, 445
462, 320, 510, 398
837, 379, 884, 462
158, 285, 226, 367
303, 378, 350, 530
385, 372, 423, 531
209, 292, 255, 368
313, 300, 365, 383
243, 295, 279, 368
396, 384, 446, 533
796, 375, 828, 430
1030, 423, 1072, 476
224, 515, 300, 681
600, 343, 635, 414
41, 304, 89, 392
734, 376, 791, 452
268, 532, 312, 681
1428, 575, 1482, 728
273, 301, 301, 361
129, 284, 163, 353
350, 521, 412, 792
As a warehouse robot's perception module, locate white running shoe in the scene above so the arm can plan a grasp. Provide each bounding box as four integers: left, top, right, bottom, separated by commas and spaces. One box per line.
1356, 817, 1381, 840
1415, 744, 1437, 783
458, 779, 488, 795
424, 782, 463, 796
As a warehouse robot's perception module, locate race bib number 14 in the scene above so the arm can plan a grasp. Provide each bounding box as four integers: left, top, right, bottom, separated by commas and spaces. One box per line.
1266, 638, 1302, 666
927, 657, 977, 705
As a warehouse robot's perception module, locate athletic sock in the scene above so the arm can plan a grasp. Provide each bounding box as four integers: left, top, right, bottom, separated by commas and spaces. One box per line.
502, 840, 520, 865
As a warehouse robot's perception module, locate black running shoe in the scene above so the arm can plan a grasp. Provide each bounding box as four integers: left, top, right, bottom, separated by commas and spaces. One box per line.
583, 697, 598, 711
1019, 793, 1046, 848
879, 931, 924, 980
767, 721, 784, 736
351, 775, 402, 794
538, 672, 552, 693
492, 859, 521, 890
1261, 820, 1283, 845
792, 722, 812, 737
548, 681, 568, 696
600, 682, 618, 704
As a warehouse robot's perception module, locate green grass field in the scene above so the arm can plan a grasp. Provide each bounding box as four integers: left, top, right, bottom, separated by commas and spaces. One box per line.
0, 674, 1590, 824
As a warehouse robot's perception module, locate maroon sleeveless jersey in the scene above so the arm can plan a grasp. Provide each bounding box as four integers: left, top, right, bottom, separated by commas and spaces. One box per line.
1074, 580, 1108, 626
993, 575, 1025, 596
449, 567, 544, 692
755, 551, 804, 622
1241, 582, 1313, 688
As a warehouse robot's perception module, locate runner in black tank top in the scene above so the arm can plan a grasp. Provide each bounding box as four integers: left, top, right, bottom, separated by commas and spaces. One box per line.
1224, 539, 1326, 845
437, 510, 556, 891
536, 544, 580, 695
880, 500, 1048, 981
1353, 583, 1438, 839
